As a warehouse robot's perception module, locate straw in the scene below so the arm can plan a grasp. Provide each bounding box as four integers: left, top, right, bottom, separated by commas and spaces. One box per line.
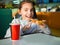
14, 16, 15, 20
14, 16, 16, 23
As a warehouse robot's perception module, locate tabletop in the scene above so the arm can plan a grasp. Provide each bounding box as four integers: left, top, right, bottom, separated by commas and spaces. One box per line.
0, 33, 60, 45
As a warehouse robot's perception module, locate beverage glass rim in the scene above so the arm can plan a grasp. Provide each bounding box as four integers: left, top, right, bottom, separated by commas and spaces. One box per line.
10, 23, 20, 25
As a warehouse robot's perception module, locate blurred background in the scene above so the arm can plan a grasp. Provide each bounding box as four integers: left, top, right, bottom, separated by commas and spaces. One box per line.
0, 0, 60, 12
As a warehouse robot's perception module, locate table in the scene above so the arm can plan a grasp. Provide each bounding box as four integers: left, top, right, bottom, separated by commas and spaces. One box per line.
0, 33, 60, 45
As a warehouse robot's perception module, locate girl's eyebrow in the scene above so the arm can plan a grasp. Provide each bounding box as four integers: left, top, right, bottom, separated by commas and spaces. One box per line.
24, 8, 33, 10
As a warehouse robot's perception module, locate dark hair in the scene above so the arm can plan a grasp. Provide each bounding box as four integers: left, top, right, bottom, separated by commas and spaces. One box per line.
19, 0, 37, 19
19, 0, 35, 9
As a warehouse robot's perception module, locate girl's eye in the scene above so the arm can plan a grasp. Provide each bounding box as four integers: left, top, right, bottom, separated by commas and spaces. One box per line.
24, 9, 34, 12
25, 9, 28, 11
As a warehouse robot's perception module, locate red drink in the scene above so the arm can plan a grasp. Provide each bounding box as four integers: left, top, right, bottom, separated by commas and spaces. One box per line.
10, 24, 20, 40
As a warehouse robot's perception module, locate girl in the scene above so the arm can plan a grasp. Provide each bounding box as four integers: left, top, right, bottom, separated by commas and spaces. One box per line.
5, 0, 51, 37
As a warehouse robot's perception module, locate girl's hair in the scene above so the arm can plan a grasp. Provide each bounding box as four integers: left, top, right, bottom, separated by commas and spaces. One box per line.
19, 0, 37, 19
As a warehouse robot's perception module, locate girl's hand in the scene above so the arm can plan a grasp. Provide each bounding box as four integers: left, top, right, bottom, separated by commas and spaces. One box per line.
42, 20, 46, 23
30, 19, 46, 28
22, 22, 31, 31
34, 20, 46, 28
39, 23, 46, 28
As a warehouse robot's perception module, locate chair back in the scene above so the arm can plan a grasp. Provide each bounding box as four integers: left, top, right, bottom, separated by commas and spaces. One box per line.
0, 9, 12, 38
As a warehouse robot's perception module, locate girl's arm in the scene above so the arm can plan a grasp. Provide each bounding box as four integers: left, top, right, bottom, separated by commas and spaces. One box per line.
31, 19, 51, 35
39, 25, 51, 35
5, 27, 11, 38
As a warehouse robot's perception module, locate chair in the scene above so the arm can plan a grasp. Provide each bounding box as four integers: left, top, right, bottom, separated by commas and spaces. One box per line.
0, 9, 12, 39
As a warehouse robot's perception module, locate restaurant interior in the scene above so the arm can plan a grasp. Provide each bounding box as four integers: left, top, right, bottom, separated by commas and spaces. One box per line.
0, 0, 60, 39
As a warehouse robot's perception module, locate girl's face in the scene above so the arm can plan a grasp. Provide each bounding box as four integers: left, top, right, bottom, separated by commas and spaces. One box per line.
20, 3, 34, 21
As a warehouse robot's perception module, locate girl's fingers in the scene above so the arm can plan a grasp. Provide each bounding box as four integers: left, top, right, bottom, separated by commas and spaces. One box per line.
40, 24, 46, 28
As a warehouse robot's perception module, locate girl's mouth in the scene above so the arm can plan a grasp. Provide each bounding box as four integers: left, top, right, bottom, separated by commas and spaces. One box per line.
25, 15, 31, 18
